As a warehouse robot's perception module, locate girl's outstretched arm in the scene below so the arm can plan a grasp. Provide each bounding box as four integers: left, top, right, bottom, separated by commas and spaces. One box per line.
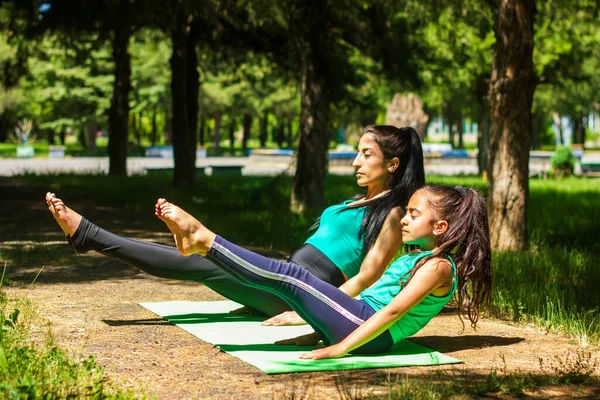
262, 207, 405, 327
300, 257, 453, 360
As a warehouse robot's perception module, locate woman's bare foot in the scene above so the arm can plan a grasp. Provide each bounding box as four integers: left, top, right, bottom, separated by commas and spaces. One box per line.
45, 192, 82, 237
154, 198, 215, 256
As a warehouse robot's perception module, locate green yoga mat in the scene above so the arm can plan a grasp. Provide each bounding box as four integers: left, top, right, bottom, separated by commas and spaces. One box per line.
139, 300, 462, 374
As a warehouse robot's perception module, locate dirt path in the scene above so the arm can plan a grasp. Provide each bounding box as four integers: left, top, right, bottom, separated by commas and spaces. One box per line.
1, 177, 598, 399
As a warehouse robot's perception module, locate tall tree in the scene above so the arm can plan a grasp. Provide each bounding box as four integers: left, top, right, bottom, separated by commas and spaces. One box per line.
20, 35, 113, 143
0, 2, 31, 142
107, 10, 131, 175
487, 0, 536, 251
228, 0, 419, 212
129, 29, 172, 148
25, 0, 145, 176
415, 2, 494, 173
169, 6, 195, 188
487, 0, 599, 250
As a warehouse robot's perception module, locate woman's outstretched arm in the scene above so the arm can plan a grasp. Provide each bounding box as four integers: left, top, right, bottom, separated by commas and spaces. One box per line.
300, 257, 453, 360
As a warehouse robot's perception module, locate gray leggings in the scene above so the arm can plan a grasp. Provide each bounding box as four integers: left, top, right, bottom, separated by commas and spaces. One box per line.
69, 217, 347, 316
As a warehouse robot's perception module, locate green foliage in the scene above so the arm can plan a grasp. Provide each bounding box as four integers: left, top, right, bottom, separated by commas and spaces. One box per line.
199, 51, 298, 121
416, 2, 494, 116
129, 28, 171, 145
0, 293, 140, 399
550, 146, 576, 177
20, 34, 114, 136
533, 0, 600, 140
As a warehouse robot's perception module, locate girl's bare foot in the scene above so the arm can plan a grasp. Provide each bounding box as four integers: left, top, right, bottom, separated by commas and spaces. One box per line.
45, 192, 82, 237
154, 198, 215, 256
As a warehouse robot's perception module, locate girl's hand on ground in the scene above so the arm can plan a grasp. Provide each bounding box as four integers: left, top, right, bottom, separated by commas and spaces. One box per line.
299, 344, 348, 360
261, 311, 306, 326
275, 332, 321, 346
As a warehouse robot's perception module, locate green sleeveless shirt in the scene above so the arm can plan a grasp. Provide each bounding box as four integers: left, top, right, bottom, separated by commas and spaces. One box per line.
304, 200, 366, 278
360, 251, 457, 343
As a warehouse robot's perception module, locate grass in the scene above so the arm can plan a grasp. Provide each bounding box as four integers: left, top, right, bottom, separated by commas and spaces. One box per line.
0, 290, 142, 399
333, 348, 598, 398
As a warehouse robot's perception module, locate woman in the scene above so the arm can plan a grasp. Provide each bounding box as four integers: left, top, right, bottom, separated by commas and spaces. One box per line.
46, 125, 425, 321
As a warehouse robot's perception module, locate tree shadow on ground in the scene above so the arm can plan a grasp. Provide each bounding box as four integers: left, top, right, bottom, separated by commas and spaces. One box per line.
409, 335, 525, 352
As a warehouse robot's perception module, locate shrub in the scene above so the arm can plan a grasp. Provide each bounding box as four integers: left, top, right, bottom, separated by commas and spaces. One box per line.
550, 146, 576, 178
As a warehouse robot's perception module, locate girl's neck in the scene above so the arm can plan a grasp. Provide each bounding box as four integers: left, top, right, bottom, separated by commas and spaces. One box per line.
418, 242, 439, 252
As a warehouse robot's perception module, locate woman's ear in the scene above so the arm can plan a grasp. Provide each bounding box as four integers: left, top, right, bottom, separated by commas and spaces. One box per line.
433, 220, 448, 236
388, 157, 400, 173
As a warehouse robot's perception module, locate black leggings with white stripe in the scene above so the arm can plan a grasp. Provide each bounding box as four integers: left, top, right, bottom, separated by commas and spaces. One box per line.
208, 235, 394, 354
69, 217, 347, 317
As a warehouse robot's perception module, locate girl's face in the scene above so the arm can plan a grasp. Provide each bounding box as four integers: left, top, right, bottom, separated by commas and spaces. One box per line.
352, 134, 397, 191
400, 192, 446, 250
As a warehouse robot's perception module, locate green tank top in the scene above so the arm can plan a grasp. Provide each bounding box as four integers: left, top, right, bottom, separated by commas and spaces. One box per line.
304, 200, 366, 278
360, 251, 457, 343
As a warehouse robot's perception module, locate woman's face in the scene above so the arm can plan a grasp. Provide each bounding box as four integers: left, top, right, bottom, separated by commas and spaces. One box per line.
352, 134, 396, 191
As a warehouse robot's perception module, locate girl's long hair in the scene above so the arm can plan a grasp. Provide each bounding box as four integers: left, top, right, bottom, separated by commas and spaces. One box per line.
402, 184, 493, 327
356, 125, 425, 255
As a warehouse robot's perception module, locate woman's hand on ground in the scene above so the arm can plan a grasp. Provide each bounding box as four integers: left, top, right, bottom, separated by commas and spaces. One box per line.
261, 311, 306, 326
299, 343, 348, 360
275, 332, 321, 346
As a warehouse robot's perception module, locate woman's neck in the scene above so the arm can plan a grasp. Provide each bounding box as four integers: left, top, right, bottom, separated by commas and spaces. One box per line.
364, 186, 389, 201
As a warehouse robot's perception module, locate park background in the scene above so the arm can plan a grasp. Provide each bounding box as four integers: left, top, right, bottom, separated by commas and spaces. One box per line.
1, 0, 599, 398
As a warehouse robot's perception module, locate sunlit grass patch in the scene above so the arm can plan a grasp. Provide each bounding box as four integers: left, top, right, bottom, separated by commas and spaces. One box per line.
0, 292, 143, 399
493, 249, 600, 345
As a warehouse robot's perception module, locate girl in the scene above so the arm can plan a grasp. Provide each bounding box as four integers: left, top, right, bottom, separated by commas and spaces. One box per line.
46, 125, 425, 323
154, 184, 493, 358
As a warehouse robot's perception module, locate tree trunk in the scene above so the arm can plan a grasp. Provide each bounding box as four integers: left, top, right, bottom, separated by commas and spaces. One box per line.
164, 112, 172, 145
488, 0, 536, 251
531, 110, 544, 150
445, 106, 455, 148
276, 121, 284, 148
138, 112, 144, 144
199, 115, 206, 147
186, 23, 199, 157
242, 113, 252, 153
259, 114, 268, 148
213, 111, 221, 150
170, 12, 195, 189
132, 113, 141, 146
475, 75, 489, 172
151, 106, 157, 146
286, 117, 294, 148
228, 118, 235, 150
0, 113, 7, 143
291, 46, 331, 213
457, 112, 464, 149
108, 24, 131, 176
78, 124, 87, 149
85, 120, 97, 150
572, 116, 585, 145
